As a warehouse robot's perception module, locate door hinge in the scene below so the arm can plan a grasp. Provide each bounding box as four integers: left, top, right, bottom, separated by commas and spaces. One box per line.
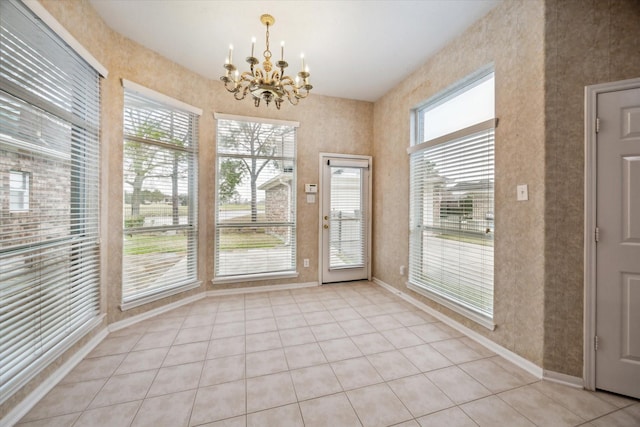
595, 227, 600, 242
595, 117, 600, 133
594, 335, 599, 351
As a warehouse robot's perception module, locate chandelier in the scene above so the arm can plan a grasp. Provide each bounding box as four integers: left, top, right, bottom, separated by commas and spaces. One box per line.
220, 14, 312, 109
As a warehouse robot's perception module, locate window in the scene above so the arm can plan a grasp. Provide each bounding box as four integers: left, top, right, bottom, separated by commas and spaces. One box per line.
408, 70, 495, 328
122, 82, 200, 309
9, 171, 29, 212
214, 114, 298, 282
0, 0, 101, 403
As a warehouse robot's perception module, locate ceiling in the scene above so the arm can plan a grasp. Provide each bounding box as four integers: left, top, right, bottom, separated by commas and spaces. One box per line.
89, 0, 501, 102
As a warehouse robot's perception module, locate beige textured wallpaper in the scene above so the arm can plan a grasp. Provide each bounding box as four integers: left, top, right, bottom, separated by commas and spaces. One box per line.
373, 0, 547, 366
543, 0, 640, 376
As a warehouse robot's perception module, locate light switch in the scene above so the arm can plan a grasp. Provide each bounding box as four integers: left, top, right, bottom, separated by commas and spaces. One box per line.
306, 194, 316, 203
517, 184, 528, 201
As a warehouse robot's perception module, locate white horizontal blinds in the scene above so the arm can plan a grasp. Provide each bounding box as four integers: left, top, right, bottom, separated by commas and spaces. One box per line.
215, 118, 296, 278
409, 127, 495, 319
0, 0, 101, 404
122, 89, 198, 304
329, 165, 365, 270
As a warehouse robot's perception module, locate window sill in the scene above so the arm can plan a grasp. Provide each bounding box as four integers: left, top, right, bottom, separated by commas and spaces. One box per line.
212, 271, 299, 285
121, 280, 202, 311
407, 282, 495, 331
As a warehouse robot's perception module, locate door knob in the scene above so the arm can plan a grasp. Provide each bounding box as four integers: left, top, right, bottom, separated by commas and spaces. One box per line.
324, 216, 328, 220
323, 224, 329, 229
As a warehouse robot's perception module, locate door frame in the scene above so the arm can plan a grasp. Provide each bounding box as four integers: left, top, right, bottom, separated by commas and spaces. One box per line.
584, 77, 640, 392
318, 152, 372, 284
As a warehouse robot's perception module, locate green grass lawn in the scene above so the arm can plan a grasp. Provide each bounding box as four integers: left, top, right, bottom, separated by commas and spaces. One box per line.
218, 231, 283, 250
124, 234, 187, 255
124, 203, 188, 219
124, 229, 282, 255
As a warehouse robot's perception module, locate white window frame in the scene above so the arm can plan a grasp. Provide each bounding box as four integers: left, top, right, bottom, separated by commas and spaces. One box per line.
213, 113, 299, 283
121, 81, 201, 310
408, 67, 496, 329
9, 170, 30, 212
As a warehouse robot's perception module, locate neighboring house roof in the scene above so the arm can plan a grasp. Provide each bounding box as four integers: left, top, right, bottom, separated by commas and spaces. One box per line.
258, 172, 293, 191
446, 179, 493, 193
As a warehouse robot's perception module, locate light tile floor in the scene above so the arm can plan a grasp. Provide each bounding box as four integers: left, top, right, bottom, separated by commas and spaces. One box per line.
16, 282, 640, 427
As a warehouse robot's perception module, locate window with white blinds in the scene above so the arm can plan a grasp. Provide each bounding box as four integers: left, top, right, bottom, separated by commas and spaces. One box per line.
214, 114, 298, 281
122, 87, 200, 308
0, 0, 101, 403
408, 70, 495, 328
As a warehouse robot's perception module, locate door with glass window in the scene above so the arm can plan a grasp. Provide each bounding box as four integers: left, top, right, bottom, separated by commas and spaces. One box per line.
320, 154, 371, 283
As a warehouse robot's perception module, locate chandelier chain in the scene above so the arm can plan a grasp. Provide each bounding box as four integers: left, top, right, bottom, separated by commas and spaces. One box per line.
264, 23, 271, 59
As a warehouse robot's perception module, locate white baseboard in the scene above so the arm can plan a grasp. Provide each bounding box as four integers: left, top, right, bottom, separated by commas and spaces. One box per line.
543, 370, 584, 389
1, 327, 109, 427
207, 281, 319, 297
372, 277, 545, 380
109, 293, 205, 333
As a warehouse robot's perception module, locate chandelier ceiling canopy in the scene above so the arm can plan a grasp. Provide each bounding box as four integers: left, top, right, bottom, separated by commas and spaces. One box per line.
220, 14, 312, 110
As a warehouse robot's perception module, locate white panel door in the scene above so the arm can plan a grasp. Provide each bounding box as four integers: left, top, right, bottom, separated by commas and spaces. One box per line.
596, 87, 640, 398
320, 155, 371, 283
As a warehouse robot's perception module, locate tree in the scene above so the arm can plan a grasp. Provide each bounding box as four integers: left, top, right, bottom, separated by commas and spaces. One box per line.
124, 108, 191, 225
218, 159, 245, 204
218, 121, 293, 222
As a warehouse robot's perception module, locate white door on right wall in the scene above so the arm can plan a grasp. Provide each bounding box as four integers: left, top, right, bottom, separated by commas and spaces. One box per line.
596, 86, 640, 399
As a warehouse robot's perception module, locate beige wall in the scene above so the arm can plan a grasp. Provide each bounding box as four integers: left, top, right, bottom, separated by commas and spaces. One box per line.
543, 0, 640, 376
373, 0, 547, 365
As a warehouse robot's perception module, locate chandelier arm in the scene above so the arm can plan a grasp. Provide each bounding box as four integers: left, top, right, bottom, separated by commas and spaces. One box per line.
286, 92, 300, 106
234, 85, 250, 100
295, 87, 311, 99
222, 79, 239, 94
280, 76, 295, 87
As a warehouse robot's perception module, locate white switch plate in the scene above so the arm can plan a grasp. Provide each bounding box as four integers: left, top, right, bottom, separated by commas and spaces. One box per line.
306, 194, 316, 203
303, 259, 309, 267
517, 184, 529, 201
305, 184, 317, 193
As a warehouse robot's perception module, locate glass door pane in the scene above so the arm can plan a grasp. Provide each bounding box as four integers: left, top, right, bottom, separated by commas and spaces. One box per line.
329, 166, 364, 269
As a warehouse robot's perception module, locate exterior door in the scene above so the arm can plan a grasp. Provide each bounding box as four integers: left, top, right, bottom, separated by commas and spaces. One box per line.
595, 86, 640, 398
320, 154, 371, 283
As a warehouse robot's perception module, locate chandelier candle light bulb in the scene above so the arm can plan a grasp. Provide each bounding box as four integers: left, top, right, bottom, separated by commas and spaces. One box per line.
220, 13, 312, 109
